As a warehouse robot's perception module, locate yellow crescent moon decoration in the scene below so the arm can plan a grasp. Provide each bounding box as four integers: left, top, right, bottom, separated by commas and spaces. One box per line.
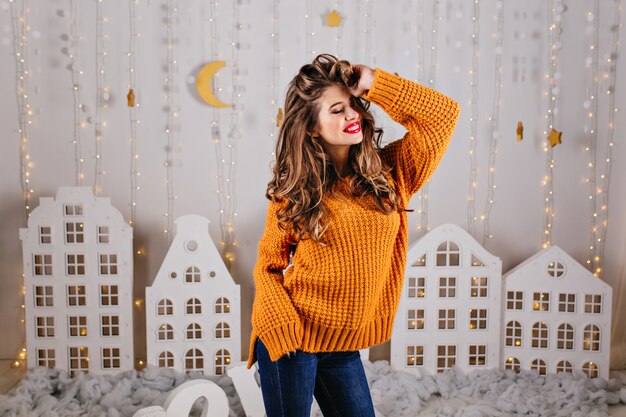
196, 61, 231, 108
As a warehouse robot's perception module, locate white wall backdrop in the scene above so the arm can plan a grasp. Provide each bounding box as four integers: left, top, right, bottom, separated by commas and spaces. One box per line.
1, 0, 625, 369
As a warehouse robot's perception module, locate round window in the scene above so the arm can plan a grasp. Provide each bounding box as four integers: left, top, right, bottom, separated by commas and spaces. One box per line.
185, 240, 198, 252
209, 271, 216, 278
170, 272, 177, 279
547, 261, 565, 278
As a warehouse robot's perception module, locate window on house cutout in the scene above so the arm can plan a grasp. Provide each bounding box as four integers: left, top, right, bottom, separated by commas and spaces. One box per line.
412, 254, 426, 267
436, 241, 460, 267
186, 298, 202, 315
34, 285, 53, 307
158, 324, 174, 340
101, 315, 120, 336
406, 345, 424, 366
556, 360, 573, 374
68, 316, 88, 337
36, 348, 55, 368
33, 254, 53, 276
507, 291, 523, 310
558, 293, 576, 313
436, 345, 456, 373
214, 349, 230, 376
438, 309, 455, 330
531, 359, 547, 375
471, 254, 485, 267
407, 309, 425, 330
185, 266, 201, 283
157, 299, 174, 316
39, 226, 52, 244
158, 351, 174, 368
582, 362, 599, 378
97, 226, 109, 244
583, 324, 601, 351
557, 323, 574, 350
504, 357, 521, 373
547, 261, 566, 278
102, 347, 120, 369
470, 276, 488, 298
68, 346, 89, 376
186, 323, 202, 340
67, 285, 86, 306
468, 345, 486, 366
407, 277, 425, 298
469, 309, 487, 330
100, 285, 119, 306
65, 222, 84, 244
215, 322, 231, 339
532, 292, 550, 311
185, 348, 204, 375
99, 254, 118, 275
66, 254, 86, 276
64, 204, 84, 216
505, 321, 522, 347
532, 322, 549, 348
584, 294, 602, 314
438, 277, 456, 297
215, 297, 231, 314
35, 316, 55, 338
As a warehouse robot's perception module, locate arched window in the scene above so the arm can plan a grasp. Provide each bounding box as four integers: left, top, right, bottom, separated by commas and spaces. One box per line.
436, 241, 460, 267
214, 349, 231, 375
157, 299, 173, 316
215, 322, 231, 339
158, 351, 174, 368
531, 322, 549, 349
215, 297, 231, 314
531, 359, 547, 375
582, 361, 599, 378
186, 323, 202, 340
583, 324, 600, 351
556, 323, 574, 350
556, 360, 573, 374
186, 298, 202, 315
505, 321, 522, 347
504, 357, 520, 373
185, 266, 201, 283
185, 348, 204, 375
158, 323, 174, 340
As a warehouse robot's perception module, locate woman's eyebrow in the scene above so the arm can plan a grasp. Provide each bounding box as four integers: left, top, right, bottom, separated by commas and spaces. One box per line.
329, 101, 344, 109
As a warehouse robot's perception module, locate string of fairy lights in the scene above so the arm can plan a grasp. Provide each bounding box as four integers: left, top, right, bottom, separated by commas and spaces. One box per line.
415, 0, 425, 83
69, 0, 86, 187
467, 0, 480, 239
333, 0, 344, 58
93, 0, 108, 195
162, 0, 178, 240
362, 0, 374, 66
270, 0, 281, 159
128, 0, 140, 226
540, 0, 564, 249
305, 0, 313, 61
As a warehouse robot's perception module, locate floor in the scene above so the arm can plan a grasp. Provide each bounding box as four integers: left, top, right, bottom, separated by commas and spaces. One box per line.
0, 360, 625, 415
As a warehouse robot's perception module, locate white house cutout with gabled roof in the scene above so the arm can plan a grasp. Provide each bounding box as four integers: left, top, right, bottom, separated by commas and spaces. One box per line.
391, 223, 502, 376
19, 187, 134, 375
502, 245, 612, 379
145, 215, 241, 376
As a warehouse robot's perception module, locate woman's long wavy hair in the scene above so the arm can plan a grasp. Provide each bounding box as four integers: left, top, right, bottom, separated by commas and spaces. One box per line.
268, 54, 403, 245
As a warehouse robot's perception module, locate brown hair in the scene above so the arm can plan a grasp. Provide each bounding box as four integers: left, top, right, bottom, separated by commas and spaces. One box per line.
267, 54, 403, 245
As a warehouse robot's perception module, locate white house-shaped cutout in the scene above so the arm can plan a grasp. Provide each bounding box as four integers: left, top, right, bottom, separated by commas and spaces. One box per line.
19, 187, 134, 375
391, 223, 502, 376
145, 215, 241, 376
502, 245, 612, 379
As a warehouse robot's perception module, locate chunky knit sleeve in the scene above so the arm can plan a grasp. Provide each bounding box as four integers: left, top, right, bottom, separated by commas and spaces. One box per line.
363, 69, 460, 196
250, 199, 303, 362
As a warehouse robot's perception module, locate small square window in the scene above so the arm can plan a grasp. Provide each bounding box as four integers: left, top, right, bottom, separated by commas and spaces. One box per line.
39, 227, 52, 244
98, 226, 110, 244
34, 285, 54, 307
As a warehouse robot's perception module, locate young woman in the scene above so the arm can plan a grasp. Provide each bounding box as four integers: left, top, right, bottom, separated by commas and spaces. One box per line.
247, 54, 460, 417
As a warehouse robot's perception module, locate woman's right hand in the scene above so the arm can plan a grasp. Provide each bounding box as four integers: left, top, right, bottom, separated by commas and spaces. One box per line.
348, 64, 375, 97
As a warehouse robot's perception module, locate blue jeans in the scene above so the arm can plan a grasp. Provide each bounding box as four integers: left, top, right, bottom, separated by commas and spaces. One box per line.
255, 338, 376, 417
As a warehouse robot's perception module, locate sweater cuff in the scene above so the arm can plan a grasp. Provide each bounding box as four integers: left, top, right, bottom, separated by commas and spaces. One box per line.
362, 68, 404, 109
258, 321, 304, 362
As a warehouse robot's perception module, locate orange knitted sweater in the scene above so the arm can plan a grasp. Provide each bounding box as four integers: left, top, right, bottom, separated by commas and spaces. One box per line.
247, 69, 460, 367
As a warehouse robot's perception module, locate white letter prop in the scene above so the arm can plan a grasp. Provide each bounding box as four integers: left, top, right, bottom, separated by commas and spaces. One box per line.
227, 362, 265, 417
132, 379, 229, 417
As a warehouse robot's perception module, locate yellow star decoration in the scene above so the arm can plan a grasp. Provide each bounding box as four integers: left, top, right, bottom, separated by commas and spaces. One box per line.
326, 10, 342, 27
276, 107, 284, 128
547, 128, 562, 147
516, 121, 523, 141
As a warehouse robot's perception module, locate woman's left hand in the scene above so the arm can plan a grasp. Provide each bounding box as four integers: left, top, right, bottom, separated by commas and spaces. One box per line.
349, 64, 375, 97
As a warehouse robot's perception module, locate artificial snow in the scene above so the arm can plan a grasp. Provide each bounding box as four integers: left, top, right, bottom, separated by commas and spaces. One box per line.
1, 361, 625, 417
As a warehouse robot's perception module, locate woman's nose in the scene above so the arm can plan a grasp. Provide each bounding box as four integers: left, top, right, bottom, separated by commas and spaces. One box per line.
345, 107, 357, 120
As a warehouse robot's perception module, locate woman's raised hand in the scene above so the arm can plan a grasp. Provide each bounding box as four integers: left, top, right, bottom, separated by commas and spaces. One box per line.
348, 64, 375, 97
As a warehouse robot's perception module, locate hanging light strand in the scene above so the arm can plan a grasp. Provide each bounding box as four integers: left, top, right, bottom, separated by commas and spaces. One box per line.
163, 0, 178, 239
363, 0, 374, 66
128, 0, 140, 226
593, 0, 622, 277
69, 0, 85, 186
305, 0, 313, 61
416, 0, 425, 83
270, 0, 281, 157
10, 0, 35, 220
467, 0, 480, 238
93, 0, 108, 195
334, 0, 344, 58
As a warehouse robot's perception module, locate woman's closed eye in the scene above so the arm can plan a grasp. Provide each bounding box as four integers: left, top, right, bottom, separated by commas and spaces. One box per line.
332, 108, 344, 114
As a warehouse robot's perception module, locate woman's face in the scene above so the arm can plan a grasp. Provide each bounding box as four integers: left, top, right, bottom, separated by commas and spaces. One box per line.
311, 85, 363, 150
